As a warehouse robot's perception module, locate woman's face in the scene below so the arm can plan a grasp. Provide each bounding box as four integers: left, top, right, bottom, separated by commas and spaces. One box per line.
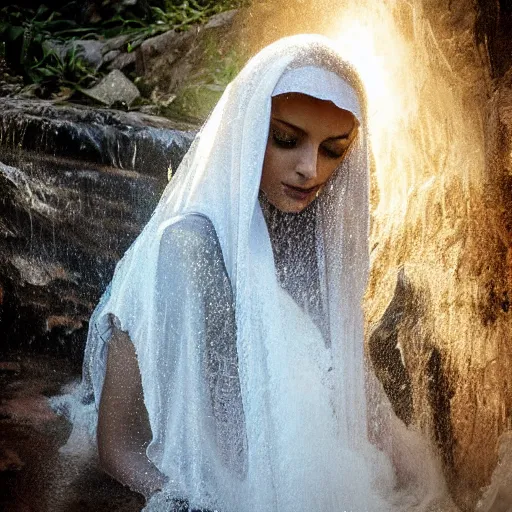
260, 93, 357, 213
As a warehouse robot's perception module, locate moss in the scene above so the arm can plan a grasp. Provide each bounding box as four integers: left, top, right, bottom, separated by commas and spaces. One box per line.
162, 83, 222, 121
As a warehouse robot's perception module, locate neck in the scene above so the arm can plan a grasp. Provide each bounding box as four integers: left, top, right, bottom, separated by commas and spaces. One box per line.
258, 190, 326, 339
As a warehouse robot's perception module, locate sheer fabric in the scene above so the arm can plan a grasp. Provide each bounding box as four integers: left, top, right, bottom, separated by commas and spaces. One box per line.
69, 35, 453, 511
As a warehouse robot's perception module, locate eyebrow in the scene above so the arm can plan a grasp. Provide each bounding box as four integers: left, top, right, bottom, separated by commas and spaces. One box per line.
272, 117, 354, 141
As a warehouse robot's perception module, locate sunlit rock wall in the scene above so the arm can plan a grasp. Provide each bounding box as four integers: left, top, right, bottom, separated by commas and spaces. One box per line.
237, 0, 511, 509
364, 2, 512, 508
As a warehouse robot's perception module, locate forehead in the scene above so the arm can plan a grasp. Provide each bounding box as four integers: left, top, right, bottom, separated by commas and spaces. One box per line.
271, 93, 356, 135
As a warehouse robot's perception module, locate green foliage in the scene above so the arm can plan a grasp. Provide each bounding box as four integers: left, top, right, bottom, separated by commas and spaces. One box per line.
35, 44, 98, 88
0, 5, 100, 89
118, 1, 248, 53
152, 0, 243, 29
0, 0, 246, 97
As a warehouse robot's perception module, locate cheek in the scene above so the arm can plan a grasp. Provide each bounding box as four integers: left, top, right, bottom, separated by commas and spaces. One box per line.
261, 145, 285, 188
318, 159, 342, 183
262, 145, 302, 182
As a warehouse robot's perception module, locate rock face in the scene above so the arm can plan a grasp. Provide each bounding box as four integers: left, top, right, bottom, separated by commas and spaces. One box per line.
364, 3, 512, 509
362, 1, 512, 508
127, 10, 241, 119
363, 2, 512, 508
0, 99, 195, 359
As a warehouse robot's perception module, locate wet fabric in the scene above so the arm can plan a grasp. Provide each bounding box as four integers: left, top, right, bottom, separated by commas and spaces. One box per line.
71, 34, 453, 512
272, 64, 361, 116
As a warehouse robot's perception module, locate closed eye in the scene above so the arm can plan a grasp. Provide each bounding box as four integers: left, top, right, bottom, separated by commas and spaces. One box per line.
321, 146, 345, 159
320, 145, 348, 160
271, 128, 298, 149
321, 129, 358, 159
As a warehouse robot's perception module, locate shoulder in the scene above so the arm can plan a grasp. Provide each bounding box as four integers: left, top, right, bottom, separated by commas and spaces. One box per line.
158, 214, 218, 252
156, 214, 226, 276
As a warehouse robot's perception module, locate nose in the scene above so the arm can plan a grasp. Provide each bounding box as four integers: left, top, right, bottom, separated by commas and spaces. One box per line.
295, 144, 318, 181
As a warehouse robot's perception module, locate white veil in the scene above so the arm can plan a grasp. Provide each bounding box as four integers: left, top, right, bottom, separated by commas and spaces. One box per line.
77, 34, 451, 512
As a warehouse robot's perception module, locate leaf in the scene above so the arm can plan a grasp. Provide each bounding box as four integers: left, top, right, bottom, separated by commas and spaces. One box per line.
5, 25, 24, 42
33, 5, 48, 20
38, 67, 58, 77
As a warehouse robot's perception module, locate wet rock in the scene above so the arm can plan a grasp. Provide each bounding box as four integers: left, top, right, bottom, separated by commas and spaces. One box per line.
82, 69, 140, 107
0, 83, 23, 97
103, 33, 132, 53
0, 58, 24, 98
368, 269, 414, 425
0, 98, 196, 175
0, 362, 21, 374
0, 98, 195, 355
109, 50, 137, 71
103, 49, 121, 64
15, 83, 40, 99
0, 354, 145, 510
361, 1, 512, 507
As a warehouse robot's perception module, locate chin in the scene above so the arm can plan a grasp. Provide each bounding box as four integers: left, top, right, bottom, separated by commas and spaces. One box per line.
279, 205, 307, 214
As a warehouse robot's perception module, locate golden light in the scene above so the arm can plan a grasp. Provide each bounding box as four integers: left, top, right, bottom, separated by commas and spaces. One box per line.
323, 0, 486, 234
328, 3, 422, 222
241, 0, 486, 231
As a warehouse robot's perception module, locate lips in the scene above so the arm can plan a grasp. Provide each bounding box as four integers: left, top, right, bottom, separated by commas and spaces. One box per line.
282, 183, 321, 201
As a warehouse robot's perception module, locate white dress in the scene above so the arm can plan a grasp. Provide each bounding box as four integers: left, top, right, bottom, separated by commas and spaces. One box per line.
78, 211, 389, 511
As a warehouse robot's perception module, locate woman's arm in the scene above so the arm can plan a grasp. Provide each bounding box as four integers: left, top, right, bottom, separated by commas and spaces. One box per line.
97, 327, 167, 497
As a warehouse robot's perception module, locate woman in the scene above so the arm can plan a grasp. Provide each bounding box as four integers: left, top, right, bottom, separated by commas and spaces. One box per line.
76, 35, 449, 511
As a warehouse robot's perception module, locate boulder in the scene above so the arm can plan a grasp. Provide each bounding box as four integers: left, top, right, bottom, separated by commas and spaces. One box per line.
134, 10, 242, 119
108, 51, 137, 72
0, 99, 195, 175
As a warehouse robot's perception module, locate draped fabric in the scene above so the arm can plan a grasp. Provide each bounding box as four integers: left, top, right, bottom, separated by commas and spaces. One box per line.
71, 34, 452, 512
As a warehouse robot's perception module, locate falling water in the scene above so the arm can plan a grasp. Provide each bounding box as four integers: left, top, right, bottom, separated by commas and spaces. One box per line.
0, 99, 195, 176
